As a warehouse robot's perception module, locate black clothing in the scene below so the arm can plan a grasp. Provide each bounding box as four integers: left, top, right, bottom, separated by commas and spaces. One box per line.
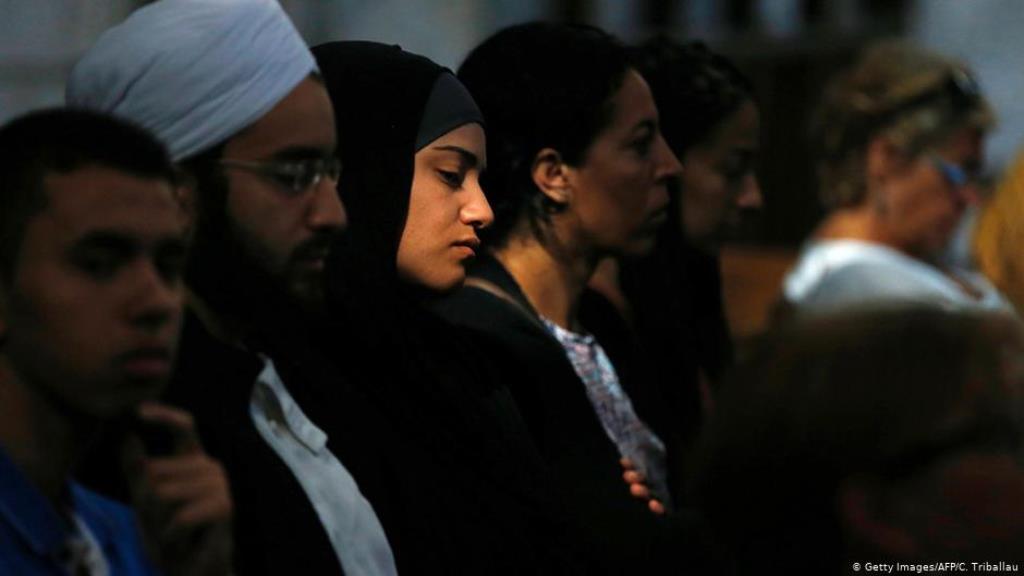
620, 228, 734, 446
313, 41, 578, 574
432, 253, 697, 574
169, 293, 567, 575
259, 298, 572, 575
166, 310, 346, 576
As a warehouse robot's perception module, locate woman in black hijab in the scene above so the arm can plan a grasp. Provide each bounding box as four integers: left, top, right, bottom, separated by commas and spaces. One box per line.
307, 41, 576, 575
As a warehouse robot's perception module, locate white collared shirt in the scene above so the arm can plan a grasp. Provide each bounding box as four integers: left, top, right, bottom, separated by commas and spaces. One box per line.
250, 358, 398, 576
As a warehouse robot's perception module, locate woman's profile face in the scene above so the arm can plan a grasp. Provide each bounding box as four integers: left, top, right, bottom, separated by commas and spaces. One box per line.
877, 125, 984, 260
679, 99, 762, 248
566, 69, 681, 256
397, 122, 492, 292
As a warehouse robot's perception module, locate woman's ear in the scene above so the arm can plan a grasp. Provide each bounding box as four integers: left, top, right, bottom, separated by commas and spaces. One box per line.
531, 148, 572, 209
866, 136, 905, 187
865, 136, 906, 215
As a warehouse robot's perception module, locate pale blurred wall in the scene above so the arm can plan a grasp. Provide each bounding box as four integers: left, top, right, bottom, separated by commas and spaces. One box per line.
0, 0, 558, 124
282, 0, 549, 69
0, 1, 136, 123
0, 0, 656, 124
910, 0, 1024, 173
1, 0, 1023, 174
0, 0, 844, 124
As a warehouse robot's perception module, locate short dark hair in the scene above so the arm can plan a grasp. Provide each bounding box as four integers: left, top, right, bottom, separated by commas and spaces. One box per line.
633, 37, 754, 156
0, 107, 177, 282
457, 21, 631, 247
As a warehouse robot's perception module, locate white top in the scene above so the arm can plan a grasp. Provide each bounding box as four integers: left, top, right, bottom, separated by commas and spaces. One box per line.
783, 239, 1013, 314
64, 514, 109, 576
250, 358, 398, 576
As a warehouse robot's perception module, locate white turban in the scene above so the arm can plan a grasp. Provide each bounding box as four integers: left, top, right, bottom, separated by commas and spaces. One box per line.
66, 0, 317, 161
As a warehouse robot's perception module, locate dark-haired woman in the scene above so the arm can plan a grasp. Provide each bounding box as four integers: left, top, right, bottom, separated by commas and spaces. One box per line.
589, 38, 763, 468
432, 22, 695, 574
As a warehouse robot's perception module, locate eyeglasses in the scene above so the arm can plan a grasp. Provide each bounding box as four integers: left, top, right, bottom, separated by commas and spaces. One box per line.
219, 156, 342, 195
929, 155, 973, 189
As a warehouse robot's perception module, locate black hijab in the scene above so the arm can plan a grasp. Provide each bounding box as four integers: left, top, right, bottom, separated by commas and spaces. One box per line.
310, 41, 576, 575
314, 41, 482, 310
317, 42, 434, 289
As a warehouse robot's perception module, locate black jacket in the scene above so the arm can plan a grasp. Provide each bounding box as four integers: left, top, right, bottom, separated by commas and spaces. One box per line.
432, 253, 702, 575
167, 310, 349, 576
312, 41, 581, 575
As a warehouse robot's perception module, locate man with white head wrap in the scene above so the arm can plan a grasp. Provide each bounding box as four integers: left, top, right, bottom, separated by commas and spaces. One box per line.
68, 2, 397, 575
67, 0, 315, 162
68, 0, 345, 312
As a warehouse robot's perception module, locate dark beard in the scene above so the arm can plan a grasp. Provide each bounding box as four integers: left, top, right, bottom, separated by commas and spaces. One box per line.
185, 213, 295, 340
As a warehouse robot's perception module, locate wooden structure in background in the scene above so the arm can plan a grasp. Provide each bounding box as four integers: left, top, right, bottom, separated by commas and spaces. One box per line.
720, 244, 797, 340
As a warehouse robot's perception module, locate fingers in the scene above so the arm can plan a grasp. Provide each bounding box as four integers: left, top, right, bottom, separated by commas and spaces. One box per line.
623, 465, 652, 501
123, 405, 234, 576
623, 469, 645, 485
148, 469, 222, 502
629, 482, 650, 500
622, 457, 646, 485
137, 401, 201, 453
137, 401, 195, 429
145, 453, 219, 479
134, 403, 232, 527
172, 496, 233, 528
138, 455, 233, 576
620, 458, 664, 515
144, 454, 233, 527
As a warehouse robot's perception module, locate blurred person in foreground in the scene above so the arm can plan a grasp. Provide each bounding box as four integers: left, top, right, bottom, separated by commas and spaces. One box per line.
697, 306, 1024, 574
782, 41, 1010, 314
0, 108, 215, 574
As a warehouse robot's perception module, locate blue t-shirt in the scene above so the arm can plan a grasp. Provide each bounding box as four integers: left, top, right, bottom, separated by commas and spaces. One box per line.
0, 446, 158, 575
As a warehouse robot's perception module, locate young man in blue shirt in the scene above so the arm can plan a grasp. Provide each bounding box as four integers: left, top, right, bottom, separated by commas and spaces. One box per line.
0, 108, 205, 575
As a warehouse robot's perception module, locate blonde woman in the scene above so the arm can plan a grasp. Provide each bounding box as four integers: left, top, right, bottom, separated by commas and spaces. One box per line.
783, 41, 1010, 313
